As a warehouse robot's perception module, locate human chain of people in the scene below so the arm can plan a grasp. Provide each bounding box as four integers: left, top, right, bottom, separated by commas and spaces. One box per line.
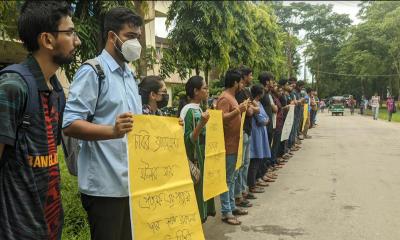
1, 1, 400, 240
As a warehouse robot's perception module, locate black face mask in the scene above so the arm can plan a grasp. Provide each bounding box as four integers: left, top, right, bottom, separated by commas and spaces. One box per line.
157, 93, 169, 109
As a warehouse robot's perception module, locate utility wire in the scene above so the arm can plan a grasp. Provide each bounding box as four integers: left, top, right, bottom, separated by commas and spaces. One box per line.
318, 70, 398, 77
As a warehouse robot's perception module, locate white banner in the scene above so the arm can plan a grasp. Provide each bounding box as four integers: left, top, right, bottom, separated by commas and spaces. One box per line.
281, 105, 295, 141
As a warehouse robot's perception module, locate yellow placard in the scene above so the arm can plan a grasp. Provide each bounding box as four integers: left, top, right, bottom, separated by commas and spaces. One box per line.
203, 110, 227, 201
302, 104, 309, 131
128, 115, 205, 240
235, 112, 246, 170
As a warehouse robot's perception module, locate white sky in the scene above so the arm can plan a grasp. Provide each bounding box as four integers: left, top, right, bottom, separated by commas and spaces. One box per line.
154, 1, 362, 80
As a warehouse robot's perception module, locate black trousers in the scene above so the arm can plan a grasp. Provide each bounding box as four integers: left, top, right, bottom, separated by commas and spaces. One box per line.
81, 193, 132, 240
248, 158, 262, 188
271, 130, 282, 164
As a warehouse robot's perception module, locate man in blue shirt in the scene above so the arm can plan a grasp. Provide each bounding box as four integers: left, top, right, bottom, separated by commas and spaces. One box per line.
62, 7, 143, 240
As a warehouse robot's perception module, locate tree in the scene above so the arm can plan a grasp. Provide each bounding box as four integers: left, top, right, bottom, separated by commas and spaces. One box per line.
160, 1, 235, 83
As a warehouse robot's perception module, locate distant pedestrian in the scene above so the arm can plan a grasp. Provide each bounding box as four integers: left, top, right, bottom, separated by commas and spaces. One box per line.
348, 95, 356, 115
386, 96, 395, 122
319, 99, 326, 113
371, 93, 380, 120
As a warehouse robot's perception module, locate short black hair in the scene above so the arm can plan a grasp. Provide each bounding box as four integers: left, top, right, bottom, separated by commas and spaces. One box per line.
239, 66, 252, 77
297, 80, 305, 87
251, 84, 264, 99
103, 7, 143, 42
306, 87, 312, 94
288, 76, 297, 82
139, 75, 164, 104
278, 79, 288, 87
258, 71, 274, 86
185, 75, 204, 99
224, 69, 242, 88
18, 1, 72, 52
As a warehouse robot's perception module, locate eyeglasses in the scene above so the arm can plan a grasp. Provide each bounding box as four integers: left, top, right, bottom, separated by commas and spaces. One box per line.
49, 29, 79, 39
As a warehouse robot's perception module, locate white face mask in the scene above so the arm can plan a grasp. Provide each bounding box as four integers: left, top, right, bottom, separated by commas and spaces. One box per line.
113, 32, 142, 62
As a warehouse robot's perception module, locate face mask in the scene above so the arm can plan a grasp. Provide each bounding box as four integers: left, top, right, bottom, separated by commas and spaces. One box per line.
113, 32, 142, 62
157, 94, 169, 109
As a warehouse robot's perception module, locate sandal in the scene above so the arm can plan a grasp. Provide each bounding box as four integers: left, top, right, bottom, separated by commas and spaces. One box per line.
249, 187, 265, 193
232, 208, 248, 216
245, 193, 257, 199
222, 216, 241, 225
237, 200, 253, 208
256, 181, 269, 187
262, 176, 275, 182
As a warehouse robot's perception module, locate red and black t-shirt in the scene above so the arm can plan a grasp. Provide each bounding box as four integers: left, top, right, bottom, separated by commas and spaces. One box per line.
0, 56, 64, 240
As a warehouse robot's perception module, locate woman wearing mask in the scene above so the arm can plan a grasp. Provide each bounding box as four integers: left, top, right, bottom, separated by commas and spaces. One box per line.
179, 76, 216, 223
139, 75, 169, 115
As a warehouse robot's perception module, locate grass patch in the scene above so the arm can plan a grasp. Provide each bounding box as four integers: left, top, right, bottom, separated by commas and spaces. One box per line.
58, 150, 90, 240
364, 107, 400, 122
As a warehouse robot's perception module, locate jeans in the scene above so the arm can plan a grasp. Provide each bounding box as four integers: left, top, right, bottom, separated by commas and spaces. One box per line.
220, 154, 238, 215
372, 106, 379, 120
235, 133, 250, 198
388, 111, 393, 122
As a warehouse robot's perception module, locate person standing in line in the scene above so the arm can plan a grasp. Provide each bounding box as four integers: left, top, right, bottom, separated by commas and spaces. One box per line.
179, 76, 216, 223
234, 66, 258, 208
247, 85, 271, 194
62, 7, 143, 240
386, 96, 395, 122
270, 83, 285, 170
259, 73, 279, 182
217, 69, 248, 225
371, 93, 380, 120
0, 2, 81, 239
139, 75, 168, 115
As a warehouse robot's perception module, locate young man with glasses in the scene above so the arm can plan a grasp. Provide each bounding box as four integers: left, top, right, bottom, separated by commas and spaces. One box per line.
62, 7, 143, 240
0, 1, 81, 239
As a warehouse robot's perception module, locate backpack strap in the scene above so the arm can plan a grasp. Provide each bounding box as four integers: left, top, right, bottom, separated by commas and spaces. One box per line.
81, 58, 104, 122
0, 64, 39, 168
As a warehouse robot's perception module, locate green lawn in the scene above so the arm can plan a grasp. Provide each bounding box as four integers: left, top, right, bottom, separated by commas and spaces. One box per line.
58, 150, 90, 240
363, 107, 400, 122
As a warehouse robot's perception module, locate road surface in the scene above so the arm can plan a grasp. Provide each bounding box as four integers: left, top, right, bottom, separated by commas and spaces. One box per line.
203, 110, 400, 240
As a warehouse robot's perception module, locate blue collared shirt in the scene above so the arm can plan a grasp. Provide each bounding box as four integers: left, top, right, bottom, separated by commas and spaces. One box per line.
63, 50, 142, 197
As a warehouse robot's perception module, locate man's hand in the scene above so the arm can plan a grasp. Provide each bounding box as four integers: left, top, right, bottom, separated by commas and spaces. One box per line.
113, 112, 133, 138
239, 102, 247, 113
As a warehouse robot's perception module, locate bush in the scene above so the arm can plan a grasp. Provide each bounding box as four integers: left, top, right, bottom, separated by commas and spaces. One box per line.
58, 150, 90, 240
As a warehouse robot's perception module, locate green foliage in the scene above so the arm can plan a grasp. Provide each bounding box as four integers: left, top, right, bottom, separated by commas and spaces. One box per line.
208, 79, 224, 97
161, 1, 235, 83
63, 0, 136, 81
58, 150, 90, 240
0, 1, 21, 40
161, 1, 286, 83
333, 1, 400, 99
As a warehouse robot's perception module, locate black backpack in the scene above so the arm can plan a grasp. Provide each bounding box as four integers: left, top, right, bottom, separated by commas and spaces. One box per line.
61, 59, 105, 176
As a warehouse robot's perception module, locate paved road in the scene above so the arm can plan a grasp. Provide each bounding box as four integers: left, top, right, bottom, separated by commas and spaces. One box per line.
203, 111, 400, 240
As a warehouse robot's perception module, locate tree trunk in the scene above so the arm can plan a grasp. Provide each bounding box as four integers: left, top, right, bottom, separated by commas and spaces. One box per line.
134, 1, 148, 79
204, 67, 209, 84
